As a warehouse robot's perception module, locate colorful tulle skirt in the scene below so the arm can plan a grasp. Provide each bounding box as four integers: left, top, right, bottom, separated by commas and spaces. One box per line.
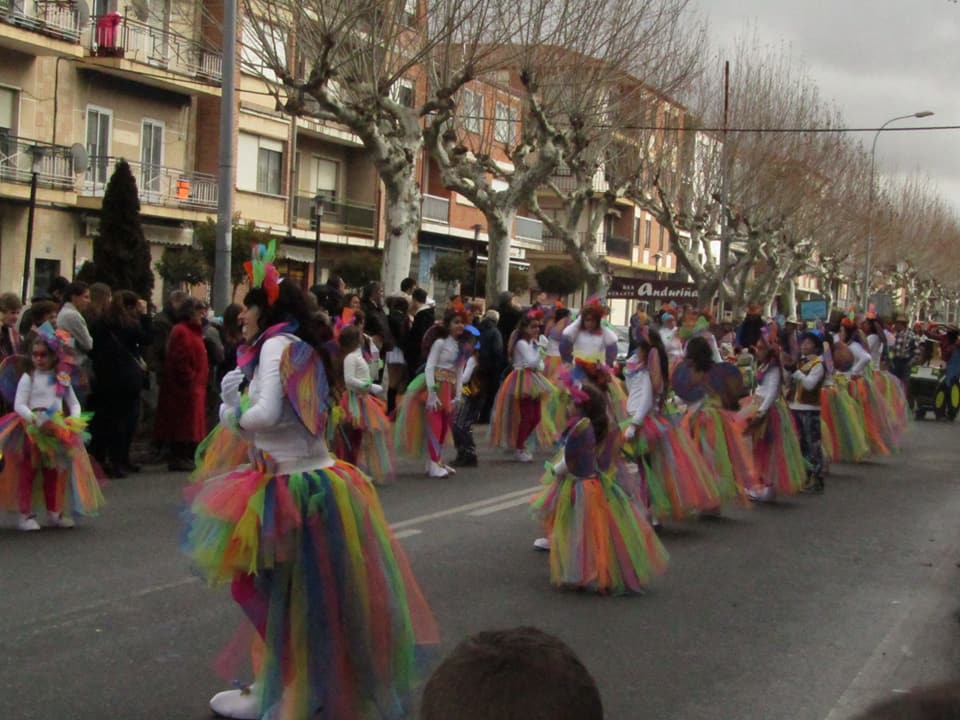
183, 452, 439, 720
0, 411, 103, 516
874, 370, 908, 441
750, 399, 806, 496
394, 374, 455, 460
622, 415, 720, 519
339, 389, 394, 483
847, 374, 893, 455
607, 378, 630, 423
531, 467, 668, 594
489, 368, 558, 449
193, 423, 254, 484
543, 355, 564, 382
682, 405, 756, 503
820, 380, 869, 464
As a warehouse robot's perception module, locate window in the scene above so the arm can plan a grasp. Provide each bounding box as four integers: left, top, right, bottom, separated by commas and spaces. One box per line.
0, 87, 16, 132
311, 156, 337, 200
237, 133, 284, 195
85, 106, 112, 187
658, 225, 665, 252
240, 20, 287, 83
461, 89, 482, 134
494, 102, 517, 145
644, 218, 652, 249
390, 78, 415, 108
34, 259, 61, 297
633, 218, 640, 247
140, 119, 163, 196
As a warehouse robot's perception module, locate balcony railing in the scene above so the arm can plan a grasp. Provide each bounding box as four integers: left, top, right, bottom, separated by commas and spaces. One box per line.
605, 235, 631, 260
542, 232, 596, 256
82, 156, 217, 210
421, 193, 449, 224
294, 195, 376, 236
0, 0, 81, 42
513, 215, 543, 242
90, 13, 222, 84
0, 134, 75, 189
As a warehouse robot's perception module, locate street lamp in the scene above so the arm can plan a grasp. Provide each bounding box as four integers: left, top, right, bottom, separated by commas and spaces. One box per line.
313, 192, 326, 281
21, 145, 46, 303
863, 110, 933, 308
653, 251, 663, 281
471, 223, 482, 299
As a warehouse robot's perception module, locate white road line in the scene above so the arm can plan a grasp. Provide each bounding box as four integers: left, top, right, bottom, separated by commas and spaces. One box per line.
467, 496, 535, 516
392, 528, 423, 539
390, 486, 539, 530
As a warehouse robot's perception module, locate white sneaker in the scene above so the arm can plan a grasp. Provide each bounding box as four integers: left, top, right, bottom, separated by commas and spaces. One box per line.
428, 460, 450, 478
17, 514, 41, 532
442, 463, 457, 475
533, 537, 551, 551
209, 685, 259, 720
48, 511, 75, 529
514, 450, 534, 463
746, 486, 775, 503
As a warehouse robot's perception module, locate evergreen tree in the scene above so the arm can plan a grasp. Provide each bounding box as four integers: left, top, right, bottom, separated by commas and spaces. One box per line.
93, 159, 154, 297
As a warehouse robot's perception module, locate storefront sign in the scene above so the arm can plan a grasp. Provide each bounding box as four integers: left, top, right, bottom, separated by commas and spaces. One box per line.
607, 277, 699, 303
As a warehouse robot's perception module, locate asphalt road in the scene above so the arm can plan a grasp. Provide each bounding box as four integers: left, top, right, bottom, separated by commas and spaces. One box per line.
2, 420, 960, 720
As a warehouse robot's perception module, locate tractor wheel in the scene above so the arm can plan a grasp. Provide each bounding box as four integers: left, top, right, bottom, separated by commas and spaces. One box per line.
949, 381, 960, 421
935, 385, 948, 419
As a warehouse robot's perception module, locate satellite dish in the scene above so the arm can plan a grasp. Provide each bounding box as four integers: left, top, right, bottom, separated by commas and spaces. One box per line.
130, 0, 149, 21
75, 0, 89, 25
71, 143, 89, 173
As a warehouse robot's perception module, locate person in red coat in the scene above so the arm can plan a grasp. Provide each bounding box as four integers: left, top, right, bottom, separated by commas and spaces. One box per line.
155, 297, 209, 471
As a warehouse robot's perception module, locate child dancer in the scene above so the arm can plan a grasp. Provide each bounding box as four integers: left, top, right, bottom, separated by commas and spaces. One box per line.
820, 331, 870, 464
0, 324, 102, 530
451, 327, 483, 468
560, 297, 627, 420
622, 336, 719, 521
839, 320, 891, 455
395, 308, 468, 478
337, 324, 393, 483
491, 309, 556, 462
789, 331, 827, 494
532, 378, 668, 595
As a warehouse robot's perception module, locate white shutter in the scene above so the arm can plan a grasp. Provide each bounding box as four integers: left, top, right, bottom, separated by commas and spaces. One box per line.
0, 88, 15, 130
237, 133, 259, 191
314, 158, 337, 192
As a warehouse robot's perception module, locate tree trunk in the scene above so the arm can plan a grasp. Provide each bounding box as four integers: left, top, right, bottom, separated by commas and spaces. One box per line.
485, 209, 515, 302
380, 172, 421, 295
781, 277, 798, 320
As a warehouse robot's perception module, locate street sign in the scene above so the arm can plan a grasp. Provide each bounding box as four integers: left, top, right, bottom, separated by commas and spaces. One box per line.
607, 277, 698, 303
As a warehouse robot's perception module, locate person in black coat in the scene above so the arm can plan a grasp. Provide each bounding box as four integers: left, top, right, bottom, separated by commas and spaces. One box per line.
478, 309, 506, 424
404, 288, 435, 374
496, 292, 522, 351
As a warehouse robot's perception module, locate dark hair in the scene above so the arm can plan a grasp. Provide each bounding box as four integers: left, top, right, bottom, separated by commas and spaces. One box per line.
108, 290, 141, 328
646, 327, 670, 385
400, 277, 416, 293
352, 309, 366, 326
685, 336, 714, 372
49, 276, 69, 299
338, 324, 361, 353
64, 281, 89, 303
554, 308, 571, 322
174, 297, 204, 323
421, 627, 603, 720
222, 303, 243, 341
577, 380, 610, 444
854, 680, 960, 719
243, 280, 330, 352
362, 281, 382, 305
412, 288, 428, 304
435, 309, 463, 339
30, 300, 58, 324
386, 296, 409, 315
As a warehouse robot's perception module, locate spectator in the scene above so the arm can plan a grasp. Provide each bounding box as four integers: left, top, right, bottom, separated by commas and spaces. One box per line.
154, 297, 209, 472
477, 308, 505, 423
21, 299, 58, 355
0, 292, 22, 360
324, 274, 346, 317
421, 627, 603, 720
56, 281, 93, 361
890, 314, 917, 385
87, 282, 113, 322
219, 303, 243, 377
385, 295, 410, 412
399, 277, 416, 300
361, 280, 394, 358
405, 287, 434, 373
343, 292, 362, 313
497, 291, 522, 350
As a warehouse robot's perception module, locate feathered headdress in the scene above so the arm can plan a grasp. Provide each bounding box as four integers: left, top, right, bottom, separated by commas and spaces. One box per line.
35, 322, 77, 398
244, 240, 280, 306
580, 295, 608, 320
448, 296, 469, 321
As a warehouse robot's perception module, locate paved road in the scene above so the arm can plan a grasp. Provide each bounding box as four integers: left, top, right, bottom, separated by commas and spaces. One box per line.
2, 421, 959, 719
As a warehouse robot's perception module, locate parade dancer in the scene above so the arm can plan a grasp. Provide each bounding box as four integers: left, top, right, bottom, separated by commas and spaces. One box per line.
0, 324, 102, 530
560, 297, 627, 419
743, 330, 806, 501
839, 320, 891, 456
531, 378, 668, 595
491, 310, 556, 462
541, 306, 571, 382
337, 324, 393, 483
395, 308, 468, 478
820, 331, 870, 465
185, 246, 438, 720
789, 331, 827, 494
450, 326, 483, 468
621, 335, 719, 521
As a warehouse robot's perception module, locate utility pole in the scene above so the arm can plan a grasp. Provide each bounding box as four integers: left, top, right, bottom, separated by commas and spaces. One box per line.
716, 61, 730, 320
213, 0, 237, 312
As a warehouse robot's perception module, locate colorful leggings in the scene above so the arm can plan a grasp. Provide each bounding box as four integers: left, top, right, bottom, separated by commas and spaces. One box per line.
19, 466, 62, 515
517, 397, 542, 450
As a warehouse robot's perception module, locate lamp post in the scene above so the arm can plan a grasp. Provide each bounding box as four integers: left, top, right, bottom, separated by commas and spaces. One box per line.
313, 192, 325, 280
863, 110, 933, 308
21, 145, 46, 303
653, 251, 663, 281
471, 223, 482, 300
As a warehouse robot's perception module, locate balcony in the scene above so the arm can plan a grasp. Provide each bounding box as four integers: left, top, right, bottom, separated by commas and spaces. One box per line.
0, 134, 75, 190
545, 165, 608, 194
421, 193, 449, 224
513, 215, 543, 243
294, 195, 376, 237
0, 0, 83, 54
542, 232, 594, 256
604, 235, 631, 260
80, 156, 217, 213
85, 12, 222, 95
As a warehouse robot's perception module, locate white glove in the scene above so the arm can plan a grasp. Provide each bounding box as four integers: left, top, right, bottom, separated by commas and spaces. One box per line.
624, 424, 637, 441
218, 404, 238, 428
370, 383, 384, 397
221, 368, 244, 408
426, 391, 440, 411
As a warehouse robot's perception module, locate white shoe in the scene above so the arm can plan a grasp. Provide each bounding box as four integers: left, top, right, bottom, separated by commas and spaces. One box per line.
48, 511, 75, 529
209, 685, 259, 720
442, 463, 457, 475
17, 514, 41, 532
746, 486, 775, 503
533, 537, 551, 551
428, 460, 450, 478
514, 450, 534, 463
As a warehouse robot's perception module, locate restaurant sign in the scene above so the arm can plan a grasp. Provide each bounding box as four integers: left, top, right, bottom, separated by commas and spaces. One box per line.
607, 277, 699, 303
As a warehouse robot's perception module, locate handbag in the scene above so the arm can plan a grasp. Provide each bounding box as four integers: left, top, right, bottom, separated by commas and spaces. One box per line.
112, 331, 150, 389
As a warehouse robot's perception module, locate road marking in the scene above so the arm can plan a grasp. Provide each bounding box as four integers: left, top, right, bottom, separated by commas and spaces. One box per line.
392, 528, 423, 539
390, 486, 538, 530
467, 496, 535, 516
130, 576, 200, 597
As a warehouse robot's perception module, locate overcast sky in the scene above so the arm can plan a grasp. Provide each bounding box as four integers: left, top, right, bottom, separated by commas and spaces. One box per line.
695, 0, 960, 211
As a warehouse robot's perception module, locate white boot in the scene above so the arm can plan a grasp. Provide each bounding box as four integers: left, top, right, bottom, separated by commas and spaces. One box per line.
17, 513, 41, 532
48, 511, 75, 529
533, 537, 551, 551
428, 460, 450, 478
209, 684, 259, 720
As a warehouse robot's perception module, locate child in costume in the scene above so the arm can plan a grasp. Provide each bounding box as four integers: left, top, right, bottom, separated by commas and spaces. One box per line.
621, 335, 719, 522
532, 378, 668, 595
395, 307, 468, 478
820, 331, 870, 464
450, 325, 483, 468
491, 309, 556, 462
560, 297, 628, 420
789, 331, 827, 494
839, 320, 891, 456
337, 324, 393, 483
743, 328, 806, 502
0, 324, 102, 530
541, 306, 571, 382
185, 246, 438, 720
